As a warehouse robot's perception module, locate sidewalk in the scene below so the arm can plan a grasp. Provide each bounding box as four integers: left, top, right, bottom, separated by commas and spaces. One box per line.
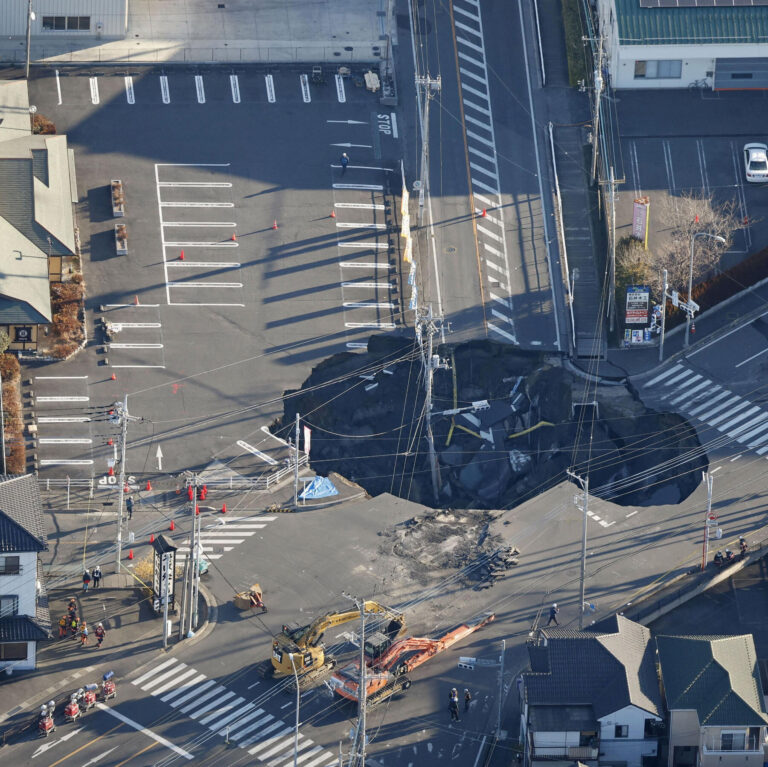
0, 578, 209, 740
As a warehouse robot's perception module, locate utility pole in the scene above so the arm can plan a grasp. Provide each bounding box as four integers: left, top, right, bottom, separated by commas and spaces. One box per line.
567, 469, 589, 629
186, 474, 198, 637
415, 74, 441, 226
293, 412, 300, 508
191, 482, 201, 631
701, 471, 714, 571
415, 306, 448, 505
114, 396, 139, 573
496, 639, 506, 740
590, 36, 604, 184
289, 654, 300, 767
659, 269, 669, 362
25, 0, 33, 80
607, 166, 616, 332
344, 594, 368, 767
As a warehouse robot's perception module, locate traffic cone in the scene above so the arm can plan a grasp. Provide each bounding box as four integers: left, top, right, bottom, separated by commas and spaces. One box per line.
231, 232, 237, 242
695, 215, 699, 223
169, 520, 175, 531
134, 295, 139, 305
146, 480, 152, 492
108, 466, 114, 476
221, 503, 227, 514
149, 534, 155, 543
124, 484, 130, 493
107, 438, 113, 446
481, 208, 487, 218
744, 215, 749, 226
179, 250, 185, 260
128, 549, 134, 560
187, 486, 194, 501
111, 373, 117, 381
195, 504, 200, 515
330, 210, 336, 218
202, 484, 208, 498
272, 220, 278, 230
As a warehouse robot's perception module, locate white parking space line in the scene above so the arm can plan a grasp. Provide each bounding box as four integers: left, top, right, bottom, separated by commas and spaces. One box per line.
39, 438, 92, 445
345, 322, 397, 329
338, 242, 388, 249
38, 417, 91, 423
34, 375, 88, 380
335, 202, 385, 210
265, 74, 276, 102
230, 74, 241, 103
111, 365, 166, 369
89, 77, 99, 104
109, 343, 164, 349
300, 74, 311, 103
333, 184, 384, 191
161, 202, 234, 208
125, 75, 135, 104
162, 221, 237, 228
160, 75, 170, 104
40, 459, 94, 466
335, 74, 346, 102
105, 303, 161, 308
341, 282, 391, 288
168, 282, 242, 288
340, 262, 392, 269
167, 261, 240, 269
107, 323, 161, 330
35, 396, 89, 402
164, 241, 238, 248
158, 182, 232, 188
195, 75, 206, 103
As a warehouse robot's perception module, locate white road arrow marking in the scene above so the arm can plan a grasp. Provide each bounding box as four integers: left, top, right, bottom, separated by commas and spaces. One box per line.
82, 746, 118, 766
156, 445, 164, 471
326, 120, 367, 124
331, 142, 373, 148
32, 727, 84, 758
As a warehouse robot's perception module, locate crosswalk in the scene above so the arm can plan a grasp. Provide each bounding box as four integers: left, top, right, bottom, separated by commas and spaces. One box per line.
174, 515, 277, 565
132, 657, 337, 766
643, 363, 768, 454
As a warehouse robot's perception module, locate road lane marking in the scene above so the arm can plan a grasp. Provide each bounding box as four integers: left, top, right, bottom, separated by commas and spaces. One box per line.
168, 282, 242, 288
111, 365, 166, 368
161, 201, 234, 208
265, 74, 276, 102
157, 182, 232, 188
736, 347, 768, 368
35, 375, 88, 379
95, 703, 194, 760
300, 74, 311, 102
40, 460, 94, 466
38, 417, 91, 423
626, 510, 638, 518
89, 77, 99, 104
391, 112, 399, 138
341, 282, 391, 288
343, 301, 395, 308
340, 262, 392, 269
335, 202, 385, 210
47, 723, 123, 767
36, 396, 89, 402
336, 222, 386, 229
335, 73, 346, 102
39, 438, 92, 445
345, 321, 396, 328
162, 221, 237, 227
164, 241, 238, 247
195, 75, 205, 103
236, 440, 278, 465
338, 242, 388, 249
332, 184, 383, 191
167, 261, 240, 268
160, 75, 170, 103
230, 74, 241, 103
109, 343, 164, 349
125, 75, 135, 104
113, 742, 157, 767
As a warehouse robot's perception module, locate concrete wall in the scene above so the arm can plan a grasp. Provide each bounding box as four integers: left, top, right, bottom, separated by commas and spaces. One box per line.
668, 709, 700, 767
599, 705, 660, 767
0, 0, 127, 38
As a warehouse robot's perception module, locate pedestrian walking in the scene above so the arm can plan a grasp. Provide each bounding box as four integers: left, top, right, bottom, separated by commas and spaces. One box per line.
92, 565, 102, 589
80, 621, 89, 647
58, 615, 68, 639
82, 569, 91, 592
546, 603, 559, 626
126, 496, 133, 520
95, 623, 106, 649
67, 598, 77, 617
464, 689, 472, 712
449, 688, 460, 722
340, 152, 349, 175
70, 615, 79, 638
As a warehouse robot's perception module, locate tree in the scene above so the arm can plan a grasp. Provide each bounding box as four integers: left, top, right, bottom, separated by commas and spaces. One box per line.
0, 331, 9, 356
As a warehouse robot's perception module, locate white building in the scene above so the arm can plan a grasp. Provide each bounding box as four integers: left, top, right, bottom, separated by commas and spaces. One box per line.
0, 475, 50, 672
0, 0, 127, 40
597, 0, 768, 90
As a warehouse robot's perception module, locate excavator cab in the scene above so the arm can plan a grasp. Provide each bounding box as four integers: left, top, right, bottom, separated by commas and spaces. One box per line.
364, 631, 392, 662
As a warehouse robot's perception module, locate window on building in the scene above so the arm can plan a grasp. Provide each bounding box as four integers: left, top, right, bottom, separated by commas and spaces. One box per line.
0, 595, 19, 617
0, 642, 27, 660
634, 60, 682, 80
721, 731, 746, 751
615, 725, 629, 738
41, 16, 91, 31
0, 556, 20, 575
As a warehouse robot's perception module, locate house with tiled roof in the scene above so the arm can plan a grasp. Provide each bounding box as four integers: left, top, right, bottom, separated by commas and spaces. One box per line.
520, 615, 664, 767
0, 474, 51, 671
657, 634, 768, 767
0, 79, 78, 353
596, 0, 768, 89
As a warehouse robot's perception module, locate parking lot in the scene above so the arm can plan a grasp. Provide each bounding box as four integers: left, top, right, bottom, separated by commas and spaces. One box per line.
25, 65, 404, 478
615, 90, 768, 268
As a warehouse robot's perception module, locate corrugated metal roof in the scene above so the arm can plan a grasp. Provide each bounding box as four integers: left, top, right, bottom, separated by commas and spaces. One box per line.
0, 615, 49, 642
0, 475, 48, 553
616, 0, 768, 44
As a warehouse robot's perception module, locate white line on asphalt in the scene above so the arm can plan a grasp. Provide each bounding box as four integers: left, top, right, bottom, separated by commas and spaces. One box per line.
163, 677, 214, 706
460, 66, 488, 86
168, 302, 245, 307
265, 74, 276, 102
109, 343, 164, 349
40, 459, 94, 466
335, 73, 346, 102
391, 112, 399, 138
164, 241, 238, 248
157, 182, 232, 188
34, 375, 88, 379
108, 323, 162, 330
247, 681, 260, 689
488, 322, 517, 343
125, 75, 135, 104
335, 202, 385, 210
731, 454, 742, 462
55, 69, 62, 104
626, 510, 639, 518
162, 221, 237, 228
38, 417, 91, 423
156, 162, 232, 167
161, 201, 234, 208
345, 322, 396, 328
237, 440, 278, 464
96, 703, 193, 760
347, 342, 368, 349
195, 75, 206, 103
343, 301, 395, 308
105, 303, 161, 307
36, 396, 89, 402
711, 466, 722, 473
300, 74, 311, 103
160, 75, 170, 104
111, 365, 166, 369
332, 184, 384, 191
39, 438, 92, 445
336, 222, 386, 229
341, 282, 391, 288
643, 364, 684, 387
340, 262, 392, 269
167, 262, 240, 269
338, 242, 388, 250
736, 347, 768, 368
168, 282, 242, 288
89, 76, 99, 104
230, 74, 241, 103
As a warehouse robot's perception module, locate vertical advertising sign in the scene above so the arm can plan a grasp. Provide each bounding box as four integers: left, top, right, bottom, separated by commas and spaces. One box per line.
632, 197, 650, 249
625, 285, 650, 325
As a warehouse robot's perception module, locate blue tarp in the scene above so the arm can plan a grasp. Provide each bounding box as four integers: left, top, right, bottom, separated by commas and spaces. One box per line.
300, 476, 339, 500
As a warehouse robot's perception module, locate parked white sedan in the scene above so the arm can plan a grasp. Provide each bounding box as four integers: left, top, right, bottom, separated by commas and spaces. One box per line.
744, 143, 768, 183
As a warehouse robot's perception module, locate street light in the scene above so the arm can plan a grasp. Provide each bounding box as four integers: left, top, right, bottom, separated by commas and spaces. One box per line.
684, 231, 726, 347
25, 0, 36, 80
288, 653, 300, 767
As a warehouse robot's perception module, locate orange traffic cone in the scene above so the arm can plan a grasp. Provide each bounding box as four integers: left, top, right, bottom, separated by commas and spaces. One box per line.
330, 210, 336, 218
221, 503, 227, 514
108, 466, 114, 476
187, 485, 194, 501
111, 373, 117, 381
134, 295, 139, 305
169, 520, 175, 531
179, 250, 185, 260
272, 220, 278, 230
128, 549, 134, 560
107, 438, 113, 446
481, 208, 487, 218
231, 232, 237, 242
195, 504, 200, 515
150, 534, 155, 543
146, 480, 152, 492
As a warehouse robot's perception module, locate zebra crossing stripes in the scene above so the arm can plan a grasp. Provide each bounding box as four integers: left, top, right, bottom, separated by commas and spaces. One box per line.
643, 364, 768, 454
131, 657, 336, 765
174, 516, 274, 564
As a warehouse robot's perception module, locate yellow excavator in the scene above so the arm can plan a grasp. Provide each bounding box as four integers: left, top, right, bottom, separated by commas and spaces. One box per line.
270, 601, 405, 688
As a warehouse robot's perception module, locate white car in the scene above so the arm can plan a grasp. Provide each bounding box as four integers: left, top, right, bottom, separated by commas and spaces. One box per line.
744, 143, 768, 183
